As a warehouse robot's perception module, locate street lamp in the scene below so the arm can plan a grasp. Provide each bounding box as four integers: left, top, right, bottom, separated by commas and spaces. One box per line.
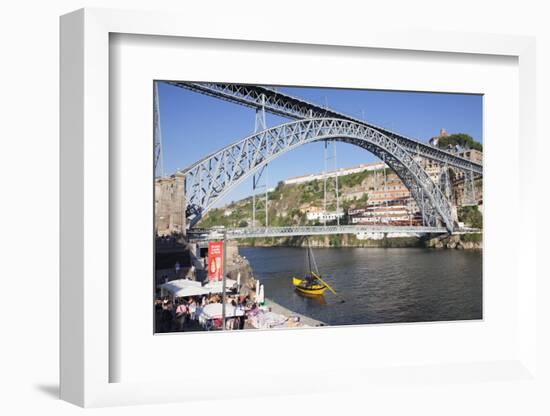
221, 230, 227, 330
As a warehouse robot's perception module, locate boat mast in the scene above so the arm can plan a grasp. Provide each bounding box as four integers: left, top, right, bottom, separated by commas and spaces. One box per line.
307, 239, 313, 275
310, 246, 320, 275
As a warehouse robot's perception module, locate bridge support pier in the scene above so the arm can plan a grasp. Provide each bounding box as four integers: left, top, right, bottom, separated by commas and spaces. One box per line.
463, 170, 477, 206
155, 172, 186, 236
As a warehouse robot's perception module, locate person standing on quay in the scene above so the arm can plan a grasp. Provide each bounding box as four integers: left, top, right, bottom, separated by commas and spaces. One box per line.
174, 261, 180, 279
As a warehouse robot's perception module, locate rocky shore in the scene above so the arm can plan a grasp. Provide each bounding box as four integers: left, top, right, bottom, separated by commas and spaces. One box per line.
424, 233, 482, 250
225, 253, 255, 287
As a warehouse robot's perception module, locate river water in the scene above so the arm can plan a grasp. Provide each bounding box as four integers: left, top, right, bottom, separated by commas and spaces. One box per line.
240, 247, 482, 326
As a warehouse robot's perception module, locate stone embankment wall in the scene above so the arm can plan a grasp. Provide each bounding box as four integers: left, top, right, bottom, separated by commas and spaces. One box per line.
238, 233, 482, 250
239, 234, 422, 248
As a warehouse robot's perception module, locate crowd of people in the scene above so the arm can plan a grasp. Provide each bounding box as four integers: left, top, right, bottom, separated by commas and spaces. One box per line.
155, 232, 186, 250
155, 291, 260, 332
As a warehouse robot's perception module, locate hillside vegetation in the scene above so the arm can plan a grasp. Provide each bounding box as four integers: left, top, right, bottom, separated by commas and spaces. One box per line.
437, 133, 483, 152
198, 168, 390, 228
198, 164, 484, 234
458, 205, 483, 228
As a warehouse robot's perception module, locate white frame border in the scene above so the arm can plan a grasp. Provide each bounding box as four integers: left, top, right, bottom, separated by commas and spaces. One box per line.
60, 7, 537, 407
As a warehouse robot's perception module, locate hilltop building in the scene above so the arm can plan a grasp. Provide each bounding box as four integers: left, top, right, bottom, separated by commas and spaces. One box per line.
428, 128, 449, 147
348, 172, 422, 226
284, 161, 387, 185
429, 127, 483, 164
349, 202, 422, 226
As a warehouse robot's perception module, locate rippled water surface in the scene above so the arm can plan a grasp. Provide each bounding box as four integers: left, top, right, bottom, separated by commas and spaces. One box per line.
240, 247, 482, 325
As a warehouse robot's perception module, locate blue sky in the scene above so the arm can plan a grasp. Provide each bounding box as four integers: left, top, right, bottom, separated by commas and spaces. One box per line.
157, 82, 482, 205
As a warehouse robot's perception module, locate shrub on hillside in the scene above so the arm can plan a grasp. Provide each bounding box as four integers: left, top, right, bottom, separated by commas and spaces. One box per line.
458, 206, 483, 228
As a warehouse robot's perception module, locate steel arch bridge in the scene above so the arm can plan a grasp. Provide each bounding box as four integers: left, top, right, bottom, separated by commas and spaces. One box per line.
181, 118, 457, 232
168, 81, 483, 175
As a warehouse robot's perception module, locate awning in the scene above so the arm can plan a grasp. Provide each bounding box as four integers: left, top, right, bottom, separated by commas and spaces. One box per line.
203, 278, 237, 293
160, 278, 237, 297
160, 279, 202, 297
172, 285, 211, 298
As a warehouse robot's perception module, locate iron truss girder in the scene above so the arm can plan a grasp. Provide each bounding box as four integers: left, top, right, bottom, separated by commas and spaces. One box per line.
167, 81, 482, 175
181, 118, 456, 232
188, 225, 449, 241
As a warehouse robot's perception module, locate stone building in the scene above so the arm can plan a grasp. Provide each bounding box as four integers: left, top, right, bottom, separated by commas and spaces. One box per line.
459, 148, 483, 164
428, 128, 449, 147
155, 173, 186, 235
452, 176, 483, 207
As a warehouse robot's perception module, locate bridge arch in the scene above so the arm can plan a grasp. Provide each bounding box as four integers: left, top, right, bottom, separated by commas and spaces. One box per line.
181, 118, 456, 232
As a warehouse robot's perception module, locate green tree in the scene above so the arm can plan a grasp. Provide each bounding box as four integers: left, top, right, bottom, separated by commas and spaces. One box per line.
437, 133, 483, 151
458, 206, 483, 228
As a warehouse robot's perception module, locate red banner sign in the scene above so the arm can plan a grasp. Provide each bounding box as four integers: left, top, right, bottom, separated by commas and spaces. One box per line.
207, 241, 223, 281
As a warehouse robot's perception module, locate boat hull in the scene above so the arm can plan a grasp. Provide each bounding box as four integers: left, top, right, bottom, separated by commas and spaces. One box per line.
292, 277, 327, 296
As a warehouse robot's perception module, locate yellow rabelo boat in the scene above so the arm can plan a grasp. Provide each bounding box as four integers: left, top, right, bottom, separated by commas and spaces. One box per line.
292, 275, 327, 296
292, 242, 328, 296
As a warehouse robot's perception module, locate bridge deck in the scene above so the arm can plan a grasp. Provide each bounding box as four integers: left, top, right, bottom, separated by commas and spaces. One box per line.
188, 225, 459, 241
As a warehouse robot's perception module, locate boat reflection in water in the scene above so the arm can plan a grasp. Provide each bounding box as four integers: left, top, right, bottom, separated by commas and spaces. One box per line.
294, 289, 327, 305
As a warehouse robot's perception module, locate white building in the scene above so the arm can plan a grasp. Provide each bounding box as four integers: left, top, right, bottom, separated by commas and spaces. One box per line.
284, 161, 388, 185
349, 200, 422, 226
306, 210, 345, 222
355, 232, 385, 240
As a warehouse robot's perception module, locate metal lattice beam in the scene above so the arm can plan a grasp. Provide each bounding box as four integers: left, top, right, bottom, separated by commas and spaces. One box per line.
153, 81, 165, 178
181, 118, 457, 232
167, 81, 482, 175
189, 225, 450, 241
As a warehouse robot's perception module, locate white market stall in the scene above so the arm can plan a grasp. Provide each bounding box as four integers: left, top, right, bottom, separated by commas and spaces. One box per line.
160, 279, 203, 298
172, 285, 212, 298
198, 302, 246, 330
203, 278, 237, 293
200, 303, 245, 319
